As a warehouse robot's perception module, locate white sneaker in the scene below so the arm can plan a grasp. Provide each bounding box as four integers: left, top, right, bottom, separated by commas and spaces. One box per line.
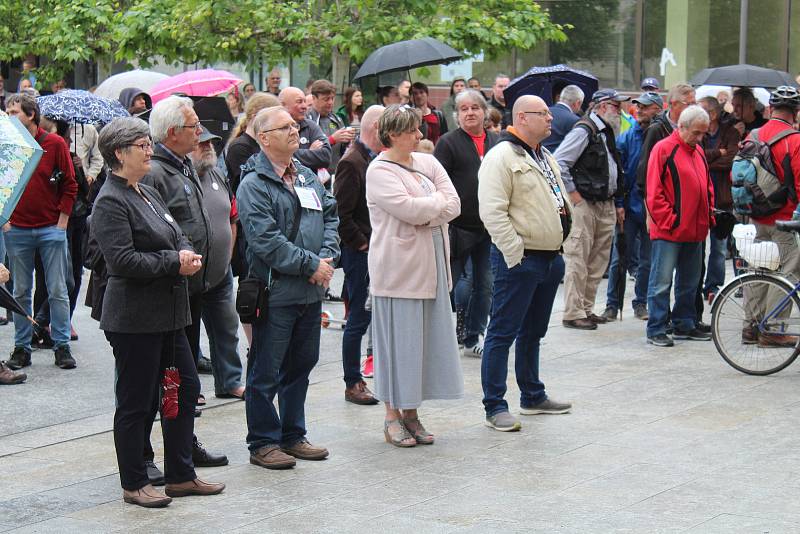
462, 337, 484, 358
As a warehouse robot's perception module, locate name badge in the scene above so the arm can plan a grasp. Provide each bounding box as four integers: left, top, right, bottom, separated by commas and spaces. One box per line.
299, 136, 308, 145
184, 183, 192, 195
165, 213, 174, 223
212, 182, 220, 191
296, 187, 322, 211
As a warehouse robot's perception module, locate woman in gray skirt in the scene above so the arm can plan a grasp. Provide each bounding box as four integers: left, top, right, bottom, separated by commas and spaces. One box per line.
365, 105, 463, 447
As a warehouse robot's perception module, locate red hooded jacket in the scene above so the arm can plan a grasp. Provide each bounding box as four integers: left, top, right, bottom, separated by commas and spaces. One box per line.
646, 129, 714, 242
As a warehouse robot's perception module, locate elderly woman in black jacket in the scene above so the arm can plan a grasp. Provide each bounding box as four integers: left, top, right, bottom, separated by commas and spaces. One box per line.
93, 117, 224, 508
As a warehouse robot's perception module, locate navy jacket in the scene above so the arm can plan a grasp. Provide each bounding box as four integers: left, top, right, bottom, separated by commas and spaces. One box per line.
543, 102, 580, 153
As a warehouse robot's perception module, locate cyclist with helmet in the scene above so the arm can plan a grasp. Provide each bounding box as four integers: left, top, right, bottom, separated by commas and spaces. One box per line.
743, 86, 800, 347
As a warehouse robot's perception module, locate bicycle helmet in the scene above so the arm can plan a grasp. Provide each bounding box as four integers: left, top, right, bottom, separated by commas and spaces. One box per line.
769, 85, 800, 110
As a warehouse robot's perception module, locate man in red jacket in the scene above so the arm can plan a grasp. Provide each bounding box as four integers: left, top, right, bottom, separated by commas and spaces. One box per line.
743, 86, 800, 347
4, 94, 77, 370
645, 105, 714, 347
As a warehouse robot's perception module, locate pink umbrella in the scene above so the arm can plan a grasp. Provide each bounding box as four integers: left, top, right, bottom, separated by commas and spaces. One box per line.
150, 69, 243, 105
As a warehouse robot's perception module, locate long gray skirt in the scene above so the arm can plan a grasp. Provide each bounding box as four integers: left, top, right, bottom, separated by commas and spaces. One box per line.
372, 227, 464, 409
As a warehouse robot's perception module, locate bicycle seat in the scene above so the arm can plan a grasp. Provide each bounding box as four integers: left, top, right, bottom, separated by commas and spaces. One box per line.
775, 219, 800, 233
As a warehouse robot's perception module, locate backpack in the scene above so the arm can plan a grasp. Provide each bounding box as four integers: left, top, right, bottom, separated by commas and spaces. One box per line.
731, 128, 799, 217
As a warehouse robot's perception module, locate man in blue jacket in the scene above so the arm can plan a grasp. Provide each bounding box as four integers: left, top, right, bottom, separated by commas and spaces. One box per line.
602, 92, 664, 321
543, 85, 584, 153
237, 107, 340, 470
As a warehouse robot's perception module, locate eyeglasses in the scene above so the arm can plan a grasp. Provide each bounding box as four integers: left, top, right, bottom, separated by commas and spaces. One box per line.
523, 110, 552, 118
129, 141, 153, 152
262, 122, 300, 134
178, 122, 202, 131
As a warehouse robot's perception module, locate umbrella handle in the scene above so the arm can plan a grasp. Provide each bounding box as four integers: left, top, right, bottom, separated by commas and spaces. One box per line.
26, 316, 39, 327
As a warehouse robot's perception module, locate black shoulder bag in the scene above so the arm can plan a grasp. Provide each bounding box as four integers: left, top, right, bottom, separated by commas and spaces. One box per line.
236, 190, 302, 324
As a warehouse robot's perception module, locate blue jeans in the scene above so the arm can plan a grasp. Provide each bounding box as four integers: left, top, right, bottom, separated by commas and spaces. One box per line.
703, 234, 727, 296
340, 247, 370, 387
246, 301, 321, 451
450, 236, 493, 347
606, 216, 651, 310
482, 246, 564, 416
647, 240, 702, 337
4, 225, 71, 350
201, 269, 244, 395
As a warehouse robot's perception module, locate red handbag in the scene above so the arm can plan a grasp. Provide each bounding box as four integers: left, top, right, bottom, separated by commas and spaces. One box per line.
161, 367, 181, 420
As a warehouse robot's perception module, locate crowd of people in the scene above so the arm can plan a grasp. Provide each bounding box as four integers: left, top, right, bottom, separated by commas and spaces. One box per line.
1, 64, 800, 509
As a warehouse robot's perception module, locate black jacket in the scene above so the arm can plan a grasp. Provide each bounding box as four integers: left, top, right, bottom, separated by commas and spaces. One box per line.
636, 111, 675, 196
225, 132, 259, 194
333, 140, 372, 250
434, 128, 499, 232
91, 175, 192, 333
141, 144, 213, 295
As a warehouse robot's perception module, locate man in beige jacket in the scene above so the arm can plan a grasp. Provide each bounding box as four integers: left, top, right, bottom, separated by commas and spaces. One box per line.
478, 95, 573, 432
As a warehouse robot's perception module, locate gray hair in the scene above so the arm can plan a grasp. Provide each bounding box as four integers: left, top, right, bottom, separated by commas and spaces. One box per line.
454, 89, 488, 112
251, 106, 288, 136
378, 105, 421, 148
698, 96, 722, 116
559, 85, 585, 106
678, 105, 709, 128
149, 95, 194, 143
98, 117, 151, 171
667, 83, 695, 105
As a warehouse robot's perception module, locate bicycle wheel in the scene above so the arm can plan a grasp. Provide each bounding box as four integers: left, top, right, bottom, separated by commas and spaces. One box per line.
711, 273, 800, 375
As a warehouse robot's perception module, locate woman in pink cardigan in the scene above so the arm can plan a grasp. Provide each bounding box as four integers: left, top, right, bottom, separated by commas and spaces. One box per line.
366, 105, 464, 447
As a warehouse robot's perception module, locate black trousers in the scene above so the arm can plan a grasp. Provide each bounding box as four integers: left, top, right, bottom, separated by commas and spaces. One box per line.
106, 329, 200, 491
186, 292, 203, 363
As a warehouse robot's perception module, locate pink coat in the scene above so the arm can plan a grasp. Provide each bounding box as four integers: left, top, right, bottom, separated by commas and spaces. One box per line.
366, 152, 461, 299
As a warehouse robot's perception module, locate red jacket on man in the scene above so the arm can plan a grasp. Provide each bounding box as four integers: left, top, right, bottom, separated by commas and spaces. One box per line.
646, 129, 714, 243
10, 127, 77, 228
749, 118, 800, 226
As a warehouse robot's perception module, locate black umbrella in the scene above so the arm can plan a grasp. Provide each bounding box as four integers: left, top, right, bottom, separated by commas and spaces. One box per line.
613, 227, 627, 321
0, 285, 37, 325
504, 64, 598, 111
190, 96, 236, 154
352, 38, 462, 81
690, 64, 799, 89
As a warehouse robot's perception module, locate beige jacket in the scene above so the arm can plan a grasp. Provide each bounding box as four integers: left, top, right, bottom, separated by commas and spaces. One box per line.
478, 140, 571, 267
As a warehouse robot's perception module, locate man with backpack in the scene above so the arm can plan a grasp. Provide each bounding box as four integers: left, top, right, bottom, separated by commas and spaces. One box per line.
733, 86, 800, 347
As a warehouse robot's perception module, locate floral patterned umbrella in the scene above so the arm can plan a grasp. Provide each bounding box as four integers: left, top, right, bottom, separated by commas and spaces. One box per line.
37, 89, 129, 125
0, 114, 43, 225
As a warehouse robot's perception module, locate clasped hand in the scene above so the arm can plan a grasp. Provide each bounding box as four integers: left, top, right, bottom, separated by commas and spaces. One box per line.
308, 257, 334, 288
178, 249, 202, 276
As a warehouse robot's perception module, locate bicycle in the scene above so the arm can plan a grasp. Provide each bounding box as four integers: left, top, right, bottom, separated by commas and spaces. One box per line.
710, 219, 800, 375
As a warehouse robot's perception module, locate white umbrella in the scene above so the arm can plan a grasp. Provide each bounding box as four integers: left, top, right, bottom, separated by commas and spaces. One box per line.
94, 70, 170, 100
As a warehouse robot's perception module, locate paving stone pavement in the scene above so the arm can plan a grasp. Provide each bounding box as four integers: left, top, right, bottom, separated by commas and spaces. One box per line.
2, 271, 800, 533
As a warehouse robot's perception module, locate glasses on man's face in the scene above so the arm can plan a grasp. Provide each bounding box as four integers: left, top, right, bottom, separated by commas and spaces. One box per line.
129, 141, 153, 152
523, 110, 552, 118
262, 122, 300, 134
178, 122, 202, 131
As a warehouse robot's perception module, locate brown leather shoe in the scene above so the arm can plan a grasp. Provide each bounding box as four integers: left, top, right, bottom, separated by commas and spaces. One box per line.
587, 313, 608, 324
758, 333, 798, 348
0, 361, 26, 385
281, 440, 329, 461
562, 318, 597, 330
250, 446, 296, 470
164, 478, 225, 497
741, 327, 759, 345
345, 380, 379, 405
123, 484, 172, 508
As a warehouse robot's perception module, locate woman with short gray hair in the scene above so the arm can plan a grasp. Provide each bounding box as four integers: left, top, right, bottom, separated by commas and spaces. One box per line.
93, 116, 225, 507
367, 104, 463, 448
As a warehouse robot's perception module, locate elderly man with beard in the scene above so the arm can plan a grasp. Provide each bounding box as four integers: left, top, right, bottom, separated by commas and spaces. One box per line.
189, 127, 245, 400
602, 92, 665, 322
555, 89, 627, 330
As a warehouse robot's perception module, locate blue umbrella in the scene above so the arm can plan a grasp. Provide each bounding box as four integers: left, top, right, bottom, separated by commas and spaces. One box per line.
0, 115, 43, 226
504, 64, 599, 110
37, 89, 129, 125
